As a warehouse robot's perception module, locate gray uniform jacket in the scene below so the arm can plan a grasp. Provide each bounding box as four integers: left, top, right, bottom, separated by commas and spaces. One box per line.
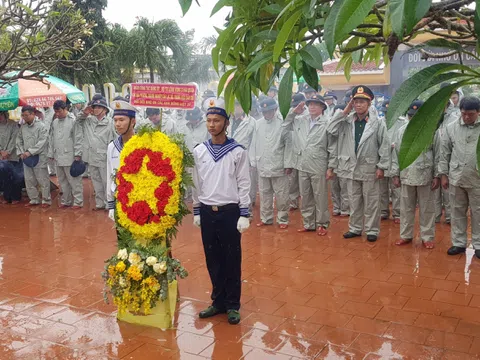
16, 118, 49, 168
227, 115, 256, 151
175, 118, 209, 153
391, 123, 440, 186
48, 112, 83, 166
327, 110, 390, 181
41, 108, 54, 132
0, 120, 19, 161
438, 117, 480, 188
385, 116, 408, 177
283, 111, 335, 174
250, 112, 292, 178
76, 112, 116, 167
135, 115, 178, 135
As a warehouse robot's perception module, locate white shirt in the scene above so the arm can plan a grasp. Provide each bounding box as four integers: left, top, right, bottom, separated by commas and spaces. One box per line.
106, 136, 122, 210
192, 139, 251, 217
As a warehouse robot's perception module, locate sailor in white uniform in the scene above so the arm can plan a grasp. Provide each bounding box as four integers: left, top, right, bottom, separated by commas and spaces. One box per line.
106, 98, 138, 221
192, 98, 251, 325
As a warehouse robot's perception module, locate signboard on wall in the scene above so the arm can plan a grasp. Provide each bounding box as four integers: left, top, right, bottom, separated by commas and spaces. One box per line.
130, 83, 197, 109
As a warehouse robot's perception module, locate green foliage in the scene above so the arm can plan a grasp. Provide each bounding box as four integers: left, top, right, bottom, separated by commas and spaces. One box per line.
279, 67, 294, 118
386, 63, 477, 129
324, 0, 376, 57
181, 0, 480, 170
0, 0, 101, 84
398, 83, 456, 170
53, 0, 112, 86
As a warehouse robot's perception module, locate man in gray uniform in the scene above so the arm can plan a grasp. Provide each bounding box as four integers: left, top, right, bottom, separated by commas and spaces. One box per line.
435, 101, 458, 224
48, 100, 84, 209
138, 108, 178, 135
439, 96, 480, 258
287, 93, 306, 211
327, 85, 390, 242
0, 111, 19, 163
391, 100, 440, 249
16, 106, 51, 207
330, 104, 350, 217
228, 101, 256, 212
380, 99, 405, 223
76, 96, 115, 210
251, 98, 291, 229
284, 94, 336, 236
0, 111, 21, 204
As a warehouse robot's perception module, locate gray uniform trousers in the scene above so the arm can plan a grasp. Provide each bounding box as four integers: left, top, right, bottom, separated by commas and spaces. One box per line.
435, 187, 451, 222
258, 175, 289, 225
400, 184, 436, 242
57, 166, 83, 206
288, 169, 300, 209
347, 179, 381, 236
24, 165, 51, 205
331, 177, 350, 215
250, 166, 258, 206
90, 165, 107, 209
450, 185, 480, 249
380, 178, 390, 218
380, 178, 401, 219
299, 170, 330, 230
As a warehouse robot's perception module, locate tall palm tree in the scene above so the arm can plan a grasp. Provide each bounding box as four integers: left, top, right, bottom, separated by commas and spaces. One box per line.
172, 32, 216, 84
125, 17, 185, 83
199, 35, 217, 55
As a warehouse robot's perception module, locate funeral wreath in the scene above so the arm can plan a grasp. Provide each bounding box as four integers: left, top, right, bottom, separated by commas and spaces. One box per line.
103, 127, 193, 315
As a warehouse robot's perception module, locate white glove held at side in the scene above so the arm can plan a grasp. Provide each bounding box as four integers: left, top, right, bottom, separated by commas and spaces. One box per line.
193, 215, 201, 228
108, 209, 115, 221
237, 216, 250, 233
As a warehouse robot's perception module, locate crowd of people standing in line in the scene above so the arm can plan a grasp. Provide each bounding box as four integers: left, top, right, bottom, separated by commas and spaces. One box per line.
0, 82, 478, 261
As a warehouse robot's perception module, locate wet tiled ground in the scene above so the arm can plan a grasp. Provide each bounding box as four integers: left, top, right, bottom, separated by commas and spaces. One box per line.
0, 180, 480, 359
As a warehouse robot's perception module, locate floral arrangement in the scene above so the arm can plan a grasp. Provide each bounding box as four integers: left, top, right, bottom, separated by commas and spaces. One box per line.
115, 131, 183, 241
103, 127, 193, 316
105, 247, 187, 315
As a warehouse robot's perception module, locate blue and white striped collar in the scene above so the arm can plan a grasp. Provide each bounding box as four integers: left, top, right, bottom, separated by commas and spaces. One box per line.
113, 136, 123, 153
203, 137, 243, 162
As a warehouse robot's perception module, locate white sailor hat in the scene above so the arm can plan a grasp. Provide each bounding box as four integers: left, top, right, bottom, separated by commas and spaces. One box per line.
111, 100, 138, 118
205, 98, 229, 119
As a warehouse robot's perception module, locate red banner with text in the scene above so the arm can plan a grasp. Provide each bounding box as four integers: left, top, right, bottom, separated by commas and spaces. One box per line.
130, 83, 197, 109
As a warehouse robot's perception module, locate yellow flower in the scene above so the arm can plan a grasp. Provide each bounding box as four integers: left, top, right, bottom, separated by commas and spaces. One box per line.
108, 265, 116, 276
115, 261, 126, 273
127, 265, 143, 281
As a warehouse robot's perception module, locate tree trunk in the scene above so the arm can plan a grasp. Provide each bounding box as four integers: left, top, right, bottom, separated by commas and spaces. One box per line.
149, 67, 154, 83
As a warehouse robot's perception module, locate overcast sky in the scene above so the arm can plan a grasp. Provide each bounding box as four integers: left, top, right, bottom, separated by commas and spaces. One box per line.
104, 0, 230, 42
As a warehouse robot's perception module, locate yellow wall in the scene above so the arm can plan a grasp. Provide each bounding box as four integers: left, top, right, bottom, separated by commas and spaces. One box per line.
320, 64, 391, 90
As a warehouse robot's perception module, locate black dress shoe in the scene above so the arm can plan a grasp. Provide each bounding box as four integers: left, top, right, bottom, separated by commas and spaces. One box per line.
475, 249, 480, 259
199, 306, 225, 319
366, 235, 377, 242
343, 231, 361, 239
447, 246, 466, 256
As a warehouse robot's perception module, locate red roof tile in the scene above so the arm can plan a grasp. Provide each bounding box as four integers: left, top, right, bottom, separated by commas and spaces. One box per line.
321, 60, 383, 74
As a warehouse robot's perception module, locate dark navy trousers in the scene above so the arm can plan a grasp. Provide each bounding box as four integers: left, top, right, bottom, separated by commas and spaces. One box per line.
200, 204, 242, 311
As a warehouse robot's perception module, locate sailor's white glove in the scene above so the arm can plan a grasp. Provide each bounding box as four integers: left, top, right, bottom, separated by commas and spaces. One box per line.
237, 216, 250, 233
193, 215, 201, 228
108, 209, 115, 221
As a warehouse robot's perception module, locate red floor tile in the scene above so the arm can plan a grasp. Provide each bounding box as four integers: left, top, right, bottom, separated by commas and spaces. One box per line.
383, 323, 432, 345
310, 326, 359, 347
0, 187, 477, 358
425, 330, 473, 353
344, 316, 390, 336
